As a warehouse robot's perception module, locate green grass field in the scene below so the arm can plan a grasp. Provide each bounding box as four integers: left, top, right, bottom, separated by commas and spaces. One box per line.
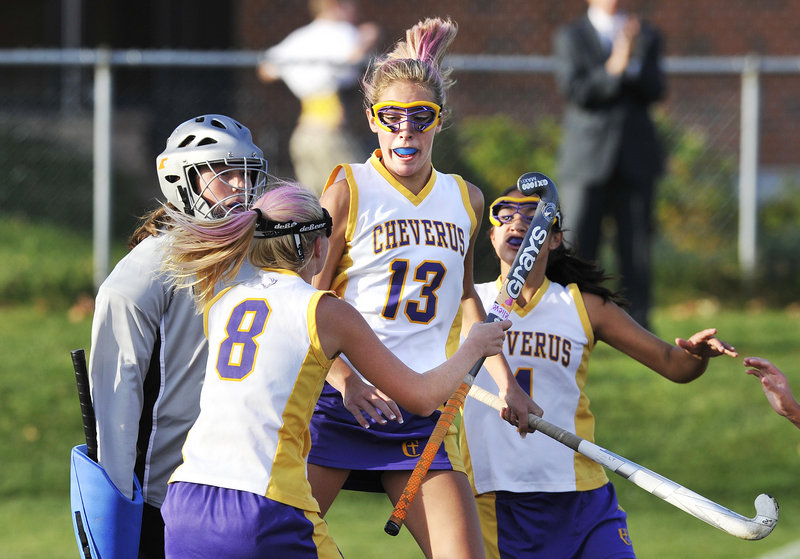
1, 219, 799, 558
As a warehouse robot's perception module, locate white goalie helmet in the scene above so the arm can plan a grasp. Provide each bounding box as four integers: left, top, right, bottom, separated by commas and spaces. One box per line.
156, 114, 269, 219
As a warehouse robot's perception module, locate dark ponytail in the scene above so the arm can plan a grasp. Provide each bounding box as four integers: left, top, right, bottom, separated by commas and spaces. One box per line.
545, 243, 628, 306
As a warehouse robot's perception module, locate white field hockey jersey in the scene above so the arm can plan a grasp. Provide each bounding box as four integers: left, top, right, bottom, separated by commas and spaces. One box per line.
170, 269, 333, 511
326, 150, 476, 374
461, 278, 609, 494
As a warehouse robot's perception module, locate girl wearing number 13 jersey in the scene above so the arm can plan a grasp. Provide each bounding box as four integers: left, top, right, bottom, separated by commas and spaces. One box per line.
309, 146, 474, 484
307, 17, 541, 559
320, 157, 473, 386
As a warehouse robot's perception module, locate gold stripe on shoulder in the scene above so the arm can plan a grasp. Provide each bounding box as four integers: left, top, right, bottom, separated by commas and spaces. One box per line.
342, 163, 359, 243
452, 174, 477, 236
307, 290, 336, 367
322, 164, 344, 194
569, 282, 594, 348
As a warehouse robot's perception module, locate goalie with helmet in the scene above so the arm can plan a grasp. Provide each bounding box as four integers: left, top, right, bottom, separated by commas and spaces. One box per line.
75, 114, 268, 559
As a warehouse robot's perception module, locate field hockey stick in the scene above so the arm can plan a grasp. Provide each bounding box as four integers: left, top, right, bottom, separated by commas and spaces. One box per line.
70, 348, 144, 559
72, 348, 98, 462
467, 384, 779, 541
384, 172, 559, 536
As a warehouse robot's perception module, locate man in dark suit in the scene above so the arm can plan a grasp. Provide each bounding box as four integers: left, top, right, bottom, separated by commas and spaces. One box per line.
553, 0, 666, 329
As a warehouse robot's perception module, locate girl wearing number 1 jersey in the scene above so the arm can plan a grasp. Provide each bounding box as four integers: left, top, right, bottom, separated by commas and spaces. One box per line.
158, 184, 509, 558
460, 187, 739, 559
307, 17, 541, 559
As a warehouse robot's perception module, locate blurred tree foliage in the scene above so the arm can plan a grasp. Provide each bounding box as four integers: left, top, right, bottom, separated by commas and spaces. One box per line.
758, 175, 800, 303
2, 114, 797, 306
450, 114, 560, 199
433, 112, 799, 305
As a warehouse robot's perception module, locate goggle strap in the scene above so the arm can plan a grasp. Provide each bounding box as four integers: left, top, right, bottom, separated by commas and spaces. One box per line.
253, 208, 333, 240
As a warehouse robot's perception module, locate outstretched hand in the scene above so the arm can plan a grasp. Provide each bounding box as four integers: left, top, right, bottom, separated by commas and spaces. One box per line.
744, 356, 800, 428
675, 328, 738, 359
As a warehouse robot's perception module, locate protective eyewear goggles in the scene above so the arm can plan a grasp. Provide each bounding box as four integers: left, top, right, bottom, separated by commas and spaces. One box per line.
489, 195, 561, 228
371, 101, 442, 133
489, 196, 539, 226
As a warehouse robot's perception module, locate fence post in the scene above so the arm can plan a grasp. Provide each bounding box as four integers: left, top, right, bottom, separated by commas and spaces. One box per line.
739, 54, 760, 284
60, 0, 82, 113
93, 47, 113, 290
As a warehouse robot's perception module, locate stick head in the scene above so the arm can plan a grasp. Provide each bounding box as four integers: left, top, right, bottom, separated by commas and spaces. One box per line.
516, 172, 559, 229
711, 493, 779, 540
517, 172, 557, 198
747, 493, 779, 540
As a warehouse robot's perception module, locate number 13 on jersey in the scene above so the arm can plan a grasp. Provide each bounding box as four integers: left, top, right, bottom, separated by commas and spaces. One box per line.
381, 259, 446, 324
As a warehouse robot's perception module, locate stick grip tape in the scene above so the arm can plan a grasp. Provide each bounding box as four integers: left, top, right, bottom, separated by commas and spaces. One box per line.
72, 348, 98, 462
384, 381, 470, 535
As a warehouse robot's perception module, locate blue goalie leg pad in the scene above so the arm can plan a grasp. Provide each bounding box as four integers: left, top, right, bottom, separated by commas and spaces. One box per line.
70, 444, 144, 559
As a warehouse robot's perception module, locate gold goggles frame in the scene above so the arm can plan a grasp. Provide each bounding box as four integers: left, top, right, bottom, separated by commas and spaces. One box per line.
489, 195, 541, 227
371, 100, 442, 133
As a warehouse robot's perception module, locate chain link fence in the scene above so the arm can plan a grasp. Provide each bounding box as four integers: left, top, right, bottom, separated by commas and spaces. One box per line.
1, 50, 798, 304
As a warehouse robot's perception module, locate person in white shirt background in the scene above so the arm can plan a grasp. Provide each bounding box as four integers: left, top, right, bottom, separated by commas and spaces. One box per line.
258, 0, 380, 196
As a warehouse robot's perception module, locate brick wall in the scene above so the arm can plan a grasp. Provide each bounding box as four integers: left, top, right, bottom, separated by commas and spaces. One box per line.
236, 1, 800, 173
238, 1, 800, 57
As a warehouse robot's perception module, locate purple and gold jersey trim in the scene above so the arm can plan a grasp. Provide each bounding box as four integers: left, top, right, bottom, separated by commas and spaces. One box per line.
369, 149, 437, 207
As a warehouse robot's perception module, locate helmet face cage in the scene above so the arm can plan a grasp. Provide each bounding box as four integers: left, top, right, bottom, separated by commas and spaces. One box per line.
157, 115, 269, 219
187, 157, 268, 218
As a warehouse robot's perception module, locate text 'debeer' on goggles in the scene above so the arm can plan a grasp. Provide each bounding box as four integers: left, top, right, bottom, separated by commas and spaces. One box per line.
371, 101, 442, 133
489, 195, 561, 228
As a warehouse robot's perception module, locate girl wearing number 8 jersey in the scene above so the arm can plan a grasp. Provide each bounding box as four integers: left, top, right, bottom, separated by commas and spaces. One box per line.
158, 184, 510, 558
307, 17, 541, 559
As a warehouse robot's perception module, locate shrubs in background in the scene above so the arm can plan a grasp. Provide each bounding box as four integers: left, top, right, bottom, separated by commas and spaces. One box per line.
1, 114, 797, 308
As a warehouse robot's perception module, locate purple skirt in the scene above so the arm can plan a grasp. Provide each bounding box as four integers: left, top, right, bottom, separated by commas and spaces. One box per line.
162, 482, 342, 559
308, 382, 462, 492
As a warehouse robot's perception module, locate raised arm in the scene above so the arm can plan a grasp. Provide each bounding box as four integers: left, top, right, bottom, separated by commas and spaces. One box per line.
460, 180, 543, 433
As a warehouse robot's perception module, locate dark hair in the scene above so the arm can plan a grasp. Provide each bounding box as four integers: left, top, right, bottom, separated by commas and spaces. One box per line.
546, 243, 628, 306
128, 206, 174, 250
493, 185, 628, 306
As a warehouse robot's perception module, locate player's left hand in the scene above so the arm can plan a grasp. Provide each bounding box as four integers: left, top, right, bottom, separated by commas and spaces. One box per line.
675, 328, 738, 359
